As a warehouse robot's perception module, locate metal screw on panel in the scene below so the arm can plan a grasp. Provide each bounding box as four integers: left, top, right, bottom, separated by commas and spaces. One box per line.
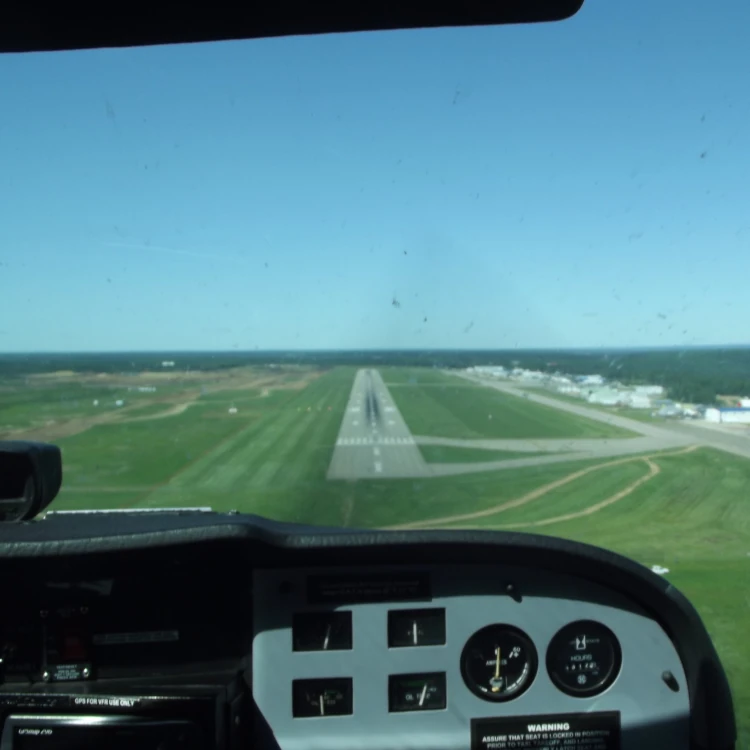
505, 583, 522, 602
662, 671, 679, 692
39, 610, 48, 619
80, 606, 89, 615
82, 667, 91, 679
42, 671, 51, 682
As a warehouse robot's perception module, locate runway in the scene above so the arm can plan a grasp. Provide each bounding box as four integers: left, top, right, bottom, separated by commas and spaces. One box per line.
327, 369, 430, 479
327, 368, 742, 482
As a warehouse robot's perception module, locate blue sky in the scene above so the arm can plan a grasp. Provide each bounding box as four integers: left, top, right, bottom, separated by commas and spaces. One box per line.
1, 0, 749, 352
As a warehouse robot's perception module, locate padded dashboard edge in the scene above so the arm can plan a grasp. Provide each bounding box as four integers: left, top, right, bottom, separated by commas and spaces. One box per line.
0, 513, 736, 750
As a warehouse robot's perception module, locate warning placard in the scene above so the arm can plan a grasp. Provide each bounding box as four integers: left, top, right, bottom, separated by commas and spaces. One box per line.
471, 712, 620, 750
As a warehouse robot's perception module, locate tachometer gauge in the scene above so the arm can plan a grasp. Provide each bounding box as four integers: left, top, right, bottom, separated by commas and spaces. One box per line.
461, 625, 537, 701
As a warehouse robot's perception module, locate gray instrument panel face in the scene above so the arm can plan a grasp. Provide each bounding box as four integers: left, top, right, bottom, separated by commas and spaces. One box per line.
253, 565, 690, 750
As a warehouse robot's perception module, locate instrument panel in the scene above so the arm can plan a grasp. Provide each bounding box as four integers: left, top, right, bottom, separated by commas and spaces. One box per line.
252, 564, 690, 750
0, 513, 736, 750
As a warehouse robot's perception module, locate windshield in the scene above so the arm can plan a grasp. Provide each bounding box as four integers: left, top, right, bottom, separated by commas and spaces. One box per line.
2, 1, 749, 745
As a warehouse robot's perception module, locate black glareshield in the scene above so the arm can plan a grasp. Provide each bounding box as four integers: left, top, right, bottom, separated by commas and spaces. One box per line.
0, 2, 586, 54
0, 441, 62, 522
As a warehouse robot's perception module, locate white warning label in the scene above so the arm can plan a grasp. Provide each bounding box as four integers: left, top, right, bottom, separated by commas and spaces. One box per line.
471, 712, 620, 750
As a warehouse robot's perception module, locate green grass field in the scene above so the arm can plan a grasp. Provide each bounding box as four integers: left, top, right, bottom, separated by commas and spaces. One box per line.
195, 388, 266, 403
7, 364, 750, 747
116, 403, 189, 418
0, 382, 161, 432
380, 367, 457, 385
386, 372, 636, 440
55, 370, 354, 517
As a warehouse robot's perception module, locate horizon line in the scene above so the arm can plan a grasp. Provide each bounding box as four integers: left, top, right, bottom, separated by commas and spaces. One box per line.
2, 343, 750, 356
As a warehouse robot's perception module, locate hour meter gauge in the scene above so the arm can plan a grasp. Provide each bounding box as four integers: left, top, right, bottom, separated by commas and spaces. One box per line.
546, 620, 621, 697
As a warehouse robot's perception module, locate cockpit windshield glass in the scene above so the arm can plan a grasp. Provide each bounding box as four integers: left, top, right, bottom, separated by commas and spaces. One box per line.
1, 2, 749, 744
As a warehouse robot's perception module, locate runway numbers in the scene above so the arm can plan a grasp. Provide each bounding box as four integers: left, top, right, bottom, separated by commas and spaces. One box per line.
374, 461, 383, 473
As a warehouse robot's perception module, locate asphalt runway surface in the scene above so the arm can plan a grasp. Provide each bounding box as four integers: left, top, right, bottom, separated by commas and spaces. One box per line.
327, 369, 430, 479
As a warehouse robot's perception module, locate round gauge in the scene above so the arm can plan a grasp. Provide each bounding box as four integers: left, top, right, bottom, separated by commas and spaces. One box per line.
460, 625, 538, 701
546, 620, 621, 697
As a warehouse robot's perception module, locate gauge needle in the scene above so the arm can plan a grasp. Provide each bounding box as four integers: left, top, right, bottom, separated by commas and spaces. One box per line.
491, 647, 501, 692
419, 684, 428, 706
323, 624, 331, 650
319, 694, 325, 716
412, 621, 418, 645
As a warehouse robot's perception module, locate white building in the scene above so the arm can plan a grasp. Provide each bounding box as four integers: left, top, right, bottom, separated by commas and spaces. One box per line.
467, 366, 507, 378
550, 375, 572, 385
625, 393, 652, 409
634, 385, 665, 397
705, 407, 750, 424
580, 375, 606, 386
587, 388, 622, 406
739, 399, 750, 408
518, 370, 545, 381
